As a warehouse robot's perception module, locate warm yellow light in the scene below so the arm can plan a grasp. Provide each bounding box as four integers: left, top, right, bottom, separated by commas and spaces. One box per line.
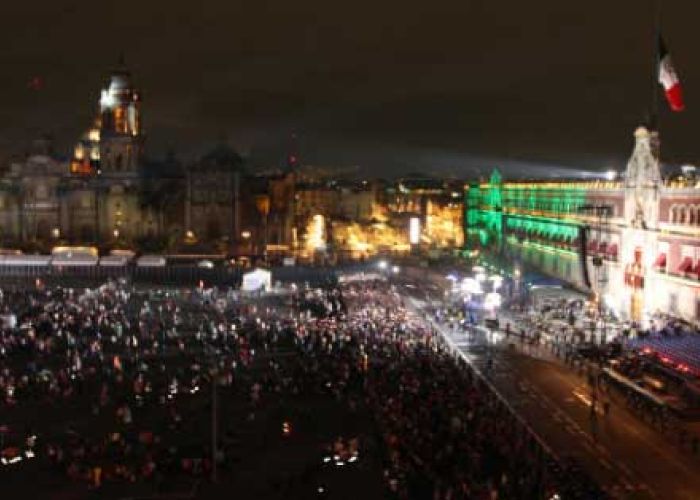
423, 202, 464, 247
88, 128, 100, 142
51, 246, 98, 257
305, 215, 326, 251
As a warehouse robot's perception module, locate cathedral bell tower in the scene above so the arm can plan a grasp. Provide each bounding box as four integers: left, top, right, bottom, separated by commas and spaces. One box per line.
98, 59, 143, 173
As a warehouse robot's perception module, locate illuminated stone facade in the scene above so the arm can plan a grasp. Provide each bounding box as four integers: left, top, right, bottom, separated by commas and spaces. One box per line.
184, 149, 296, 256
466, 127, 700, 324
0, 63, 170, 249
292, 177, 464, 259
388, 177, 464, 249
0, 63, 295, 255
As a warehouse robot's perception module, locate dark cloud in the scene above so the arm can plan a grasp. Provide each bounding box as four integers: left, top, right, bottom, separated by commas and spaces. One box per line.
0, 0, 696, 176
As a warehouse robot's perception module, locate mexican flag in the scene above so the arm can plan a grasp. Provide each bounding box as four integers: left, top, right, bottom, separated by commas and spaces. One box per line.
658, 36, 685, 112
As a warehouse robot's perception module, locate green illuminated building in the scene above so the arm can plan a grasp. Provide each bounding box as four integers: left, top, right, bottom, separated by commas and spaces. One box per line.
464, 170, 623, 288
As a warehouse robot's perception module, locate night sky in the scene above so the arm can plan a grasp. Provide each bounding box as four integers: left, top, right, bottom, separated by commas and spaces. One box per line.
0, 0, 697, 178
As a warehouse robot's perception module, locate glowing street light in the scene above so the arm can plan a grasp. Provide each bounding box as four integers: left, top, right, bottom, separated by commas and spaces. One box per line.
485, 292, 502, 310
461, 277, 482, 294
378, 260, 388, 270
391, 265, 400, 274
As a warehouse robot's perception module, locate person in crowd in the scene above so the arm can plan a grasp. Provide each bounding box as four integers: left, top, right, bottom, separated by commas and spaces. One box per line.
0, 278, 605, 498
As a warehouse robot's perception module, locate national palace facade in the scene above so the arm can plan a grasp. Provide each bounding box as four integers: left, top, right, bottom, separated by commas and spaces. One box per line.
466, 126, 700, 325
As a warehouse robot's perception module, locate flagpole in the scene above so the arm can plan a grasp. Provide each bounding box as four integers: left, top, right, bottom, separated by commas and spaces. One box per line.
650, 0, 660, 131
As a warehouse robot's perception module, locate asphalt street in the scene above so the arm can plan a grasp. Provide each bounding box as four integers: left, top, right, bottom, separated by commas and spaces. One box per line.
404, 291, 700, 500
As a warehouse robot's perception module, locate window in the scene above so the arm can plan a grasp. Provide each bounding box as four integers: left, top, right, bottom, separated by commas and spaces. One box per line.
633, 247, 643, 265
114, 107, 127, 133
671, 204, 682, 223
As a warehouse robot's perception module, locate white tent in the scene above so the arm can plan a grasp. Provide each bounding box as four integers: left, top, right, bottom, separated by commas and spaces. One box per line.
241, 268, 272, 292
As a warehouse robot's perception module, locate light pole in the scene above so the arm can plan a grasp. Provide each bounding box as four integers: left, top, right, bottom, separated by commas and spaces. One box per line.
241, 230, 251, 256
204, 342, 220, 484
210, 364, 219, 483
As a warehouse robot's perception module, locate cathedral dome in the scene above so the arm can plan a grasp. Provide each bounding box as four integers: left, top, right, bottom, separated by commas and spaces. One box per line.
201, 143, 245, 171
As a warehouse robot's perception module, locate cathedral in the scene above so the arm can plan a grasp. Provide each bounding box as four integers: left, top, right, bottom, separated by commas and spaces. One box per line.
0, 62, 296, 256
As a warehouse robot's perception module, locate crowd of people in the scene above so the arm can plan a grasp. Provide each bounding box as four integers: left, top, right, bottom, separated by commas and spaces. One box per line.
0, 278, 606, 498
270, 281, 604, 498
0, 281, 275, 493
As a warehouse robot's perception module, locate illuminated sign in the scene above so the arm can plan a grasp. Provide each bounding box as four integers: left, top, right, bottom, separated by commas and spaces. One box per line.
409, 217, 420, 244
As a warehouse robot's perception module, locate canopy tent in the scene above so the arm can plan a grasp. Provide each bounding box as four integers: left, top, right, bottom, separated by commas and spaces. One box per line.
241, 268, 272, 292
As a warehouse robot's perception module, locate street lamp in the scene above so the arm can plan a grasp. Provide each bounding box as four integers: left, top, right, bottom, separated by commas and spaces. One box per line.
378, 260, 388, 270
392, 265, 400, 274
485, 291, 502, 310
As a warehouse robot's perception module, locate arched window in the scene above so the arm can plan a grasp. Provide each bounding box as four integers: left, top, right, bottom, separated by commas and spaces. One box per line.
690, 207, 696, 225
680, 205, 688, 224
669, 205, 677, 223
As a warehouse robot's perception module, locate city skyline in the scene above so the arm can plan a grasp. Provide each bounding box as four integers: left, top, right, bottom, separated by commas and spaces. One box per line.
1, 0, 698, 177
